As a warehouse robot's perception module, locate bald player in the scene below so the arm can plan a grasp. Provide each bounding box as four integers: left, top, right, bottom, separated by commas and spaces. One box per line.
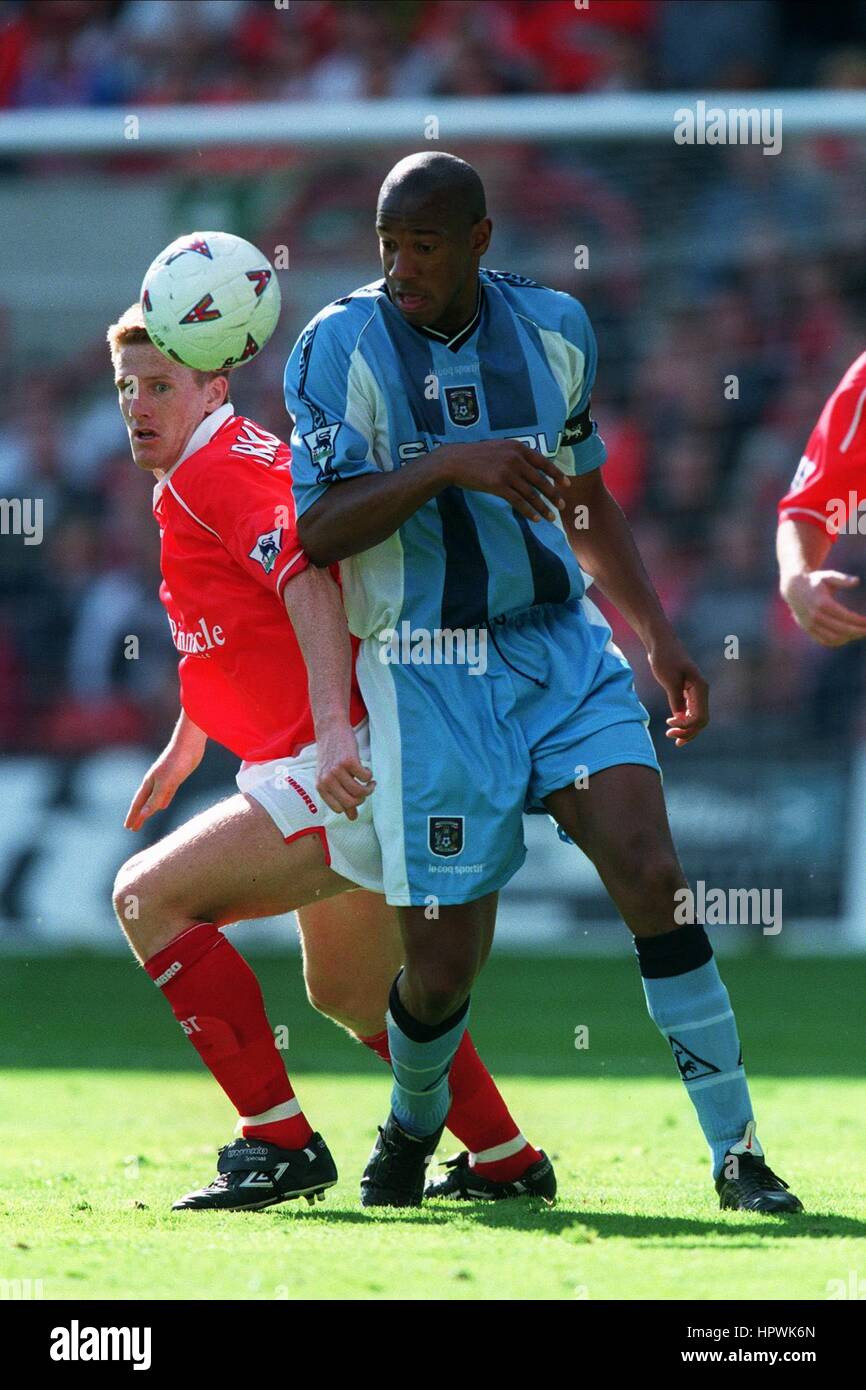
284, 152, 802, 1215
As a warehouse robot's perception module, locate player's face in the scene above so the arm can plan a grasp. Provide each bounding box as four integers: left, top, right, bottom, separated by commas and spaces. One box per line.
376, 202, 490, 335
115, 343, 224, 474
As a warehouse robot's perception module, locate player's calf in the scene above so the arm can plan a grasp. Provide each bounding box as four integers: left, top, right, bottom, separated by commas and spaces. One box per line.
298, 895, 398, 1038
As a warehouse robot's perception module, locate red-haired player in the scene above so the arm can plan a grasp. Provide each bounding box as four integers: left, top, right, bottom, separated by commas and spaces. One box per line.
108, 303, 553, 1211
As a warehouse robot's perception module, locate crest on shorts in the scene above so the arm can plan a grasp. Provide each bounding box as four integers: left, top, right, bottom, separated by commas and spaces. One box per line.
444, 386, 479, 428
249, 525, 282, 574
428, 815, 464, 858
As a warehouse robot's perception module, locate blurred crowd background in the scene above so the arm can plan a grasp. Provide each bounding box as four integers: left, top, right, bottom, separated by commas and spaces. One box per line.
2, 0, 866, 766
4, 0, 866, 106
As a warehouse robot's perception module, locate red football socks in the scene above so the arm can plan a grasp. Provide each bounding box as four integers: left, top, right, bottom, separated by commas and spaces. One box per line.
144, 923, 313, 1150
360, 1028, 541, 1181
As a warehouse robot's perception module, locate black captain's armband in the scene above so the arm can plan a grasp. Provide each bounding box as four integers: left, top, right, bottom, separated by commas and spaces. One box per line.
562, 402, 594, 446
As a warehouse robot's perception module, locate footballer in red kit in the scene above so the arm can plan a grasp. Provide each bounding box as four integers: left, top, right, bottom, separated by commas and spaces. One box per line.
108, 301, 554, 1212
155, 407, 366, 765
778, 351, 866, 647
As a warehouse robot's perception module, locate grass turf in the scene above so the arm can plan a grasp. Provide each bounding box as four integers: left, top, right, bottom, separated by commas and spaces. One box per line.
1, 954, 864, 1301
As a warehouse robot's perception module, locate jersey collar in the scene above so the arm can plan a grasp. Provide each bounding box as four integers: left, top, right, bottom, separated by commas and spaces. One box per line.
152, 401, 235, 499
384, 281, 483, 354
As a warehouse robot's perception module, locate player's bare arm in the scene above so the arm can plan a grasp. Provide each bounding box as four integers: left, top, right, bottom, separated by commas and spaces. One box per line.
124, 708, 208, 831
298, 440, 570, 566
776, 516, 866, 646
284, 564, 375, 819
564, 467, 709, 746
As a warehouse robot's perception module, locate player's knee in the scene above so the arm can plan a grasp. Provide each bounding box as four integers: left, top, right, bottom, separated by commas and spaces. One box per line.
618, 849, 685, 912
405, 967, 472, 1026
112, 860, 179, 957
112, 859, 143, 929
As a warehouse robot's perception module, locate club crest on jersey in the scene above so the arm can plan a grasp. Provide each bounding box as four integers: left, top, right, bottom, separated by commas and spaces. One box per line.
444, 386, 479, 428
429, 815, 464, 858
302, 422, 341, 481
249, 526, 282, 574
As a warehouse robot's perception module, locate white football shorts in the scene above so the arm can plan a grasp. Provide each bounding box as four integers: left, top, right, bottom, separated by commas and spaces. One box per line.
235, 719, 384, 893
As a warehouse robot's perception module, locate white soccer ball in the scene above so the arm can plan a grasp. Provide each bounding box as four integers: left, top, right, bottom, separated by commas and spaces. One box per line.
140, 230, 281, 371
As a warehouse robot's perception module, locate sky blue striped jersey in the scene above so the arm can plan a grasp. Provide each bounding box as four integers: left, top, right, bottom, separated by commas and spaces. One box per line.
283, 268, 606, 639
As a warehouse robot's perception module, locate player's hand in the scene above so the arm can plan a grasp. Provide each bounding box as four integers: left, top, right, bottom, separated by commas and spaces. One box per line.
782, 570, 866, 647
124, 742, 204, 831
648, 637, 709, 747
315, 724, 375, 820
434, 440, 570, 522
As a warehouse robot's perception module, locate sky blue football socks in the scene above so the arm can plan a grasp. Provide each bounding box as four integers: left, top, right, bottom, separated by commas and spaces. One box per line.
637, 924, 753, 1176
386, 977, 470, 1138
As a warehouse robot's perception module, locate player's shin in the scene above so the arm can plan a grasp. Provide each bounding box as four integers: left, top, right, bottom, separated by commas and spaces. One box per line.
636, 923, 754, 1176
144, 922, 314, 1149
385, 977, 469, 1138
360, 1027, 541, 1179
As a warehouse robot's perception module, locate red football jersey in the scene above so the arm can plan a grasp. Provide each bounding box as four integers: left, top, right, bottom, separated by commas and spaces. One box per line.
778, 351, 866, 538
153, 403, 365, 761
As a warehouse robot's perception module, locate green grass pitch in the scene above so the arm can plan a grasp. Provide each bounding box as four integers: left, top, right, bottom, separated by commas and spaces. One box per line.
2, 953, 864, 1301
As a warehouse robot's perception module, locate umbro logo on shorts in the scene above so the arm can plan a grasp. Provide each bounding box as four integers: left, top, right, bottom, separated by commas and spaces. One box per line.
281, 774, 318, 815
428, 816, 464, 858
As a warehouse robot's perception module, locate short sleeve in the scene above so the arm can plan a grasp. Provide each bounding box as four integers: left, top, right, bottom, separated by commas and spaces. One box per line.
224, 458, 309, 596
778, 360, 866, 540
283, 309, 379, 518
177, 450, 309, 597
556, 297, 607, 478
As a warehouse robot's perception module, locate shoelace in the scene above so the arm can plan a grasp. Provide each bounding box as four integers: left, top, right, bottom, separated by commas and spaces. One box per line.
736, 1157, 790, 1193
374, 1126, 430, 1191
376, 1124, 399, 1155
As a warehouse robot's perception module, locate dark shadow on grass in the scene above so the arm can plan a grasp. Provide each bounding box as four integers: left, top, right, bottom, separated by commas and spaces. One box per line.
281, 1204, 866, 1241
269, 1206, 456, 1227
435, 1204, 866, 1242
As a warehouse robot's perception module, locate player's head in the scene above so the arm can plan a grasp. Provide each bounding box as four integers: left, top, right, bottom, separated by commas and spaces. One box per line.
107, 303, 232, 474
376, 152, 491, 333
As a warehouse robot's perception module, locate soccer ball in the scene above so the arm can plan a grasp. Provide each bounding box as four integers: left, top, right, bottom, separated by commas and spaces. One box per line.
140, 230, 281, 371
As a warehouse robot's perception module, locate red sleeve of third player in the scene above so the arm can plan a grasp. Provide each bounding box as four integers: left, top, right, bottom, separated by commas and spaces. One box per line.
188, 438, 310, 597
777, 352, 866, 540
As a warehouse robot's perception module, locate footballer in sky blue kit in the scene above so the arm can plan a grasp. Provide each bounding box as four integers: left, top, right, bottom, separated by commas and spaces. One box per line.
284, 151, 802, 1215
287, 261, 657, 906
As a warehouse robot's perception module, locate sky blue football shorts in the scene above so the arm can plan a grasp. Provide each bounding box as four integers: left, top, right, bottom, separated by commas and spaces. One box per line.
356, 592, 660, 907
